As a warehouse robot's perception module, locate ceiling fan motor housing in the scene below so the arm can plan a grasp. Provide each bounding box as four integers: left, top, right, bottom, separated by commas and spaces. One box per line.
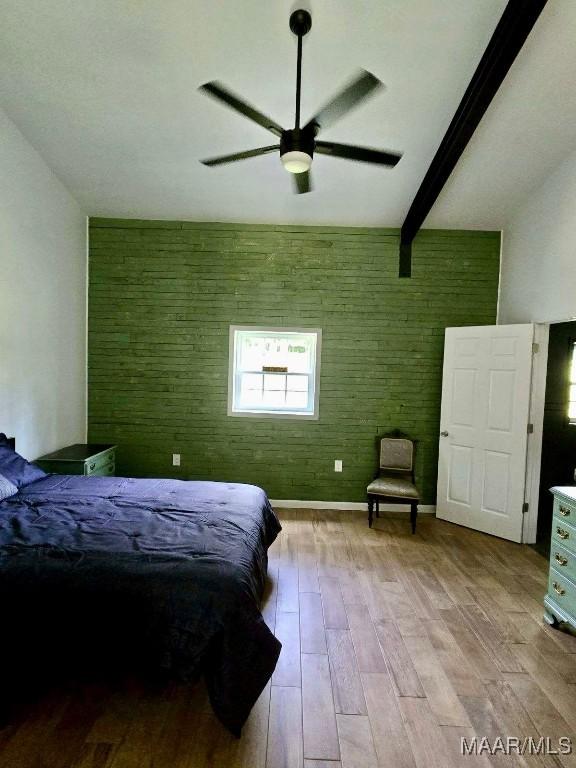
280, 127, 315, 158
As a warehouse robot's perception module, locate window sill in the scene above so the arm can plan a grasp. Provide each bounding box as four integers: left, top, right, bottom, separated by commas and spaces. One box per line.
228, 409, 319, 420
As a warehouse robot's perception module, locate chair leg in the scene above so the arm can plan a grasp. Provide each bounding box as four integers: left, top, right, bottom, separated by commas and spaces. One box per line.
368, 496, 374, 528
410, 502, 418, 534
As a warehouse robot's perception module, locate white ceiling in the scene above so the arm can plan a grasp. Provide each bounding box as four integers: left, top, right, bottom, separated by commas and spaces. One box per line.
427, 0, 576, 229
0, 0, 574, 229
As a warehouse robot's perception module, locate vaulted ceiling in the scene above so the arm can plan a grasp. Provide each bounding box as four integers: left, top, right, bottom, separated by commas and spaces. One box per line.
0, 1, 574, 228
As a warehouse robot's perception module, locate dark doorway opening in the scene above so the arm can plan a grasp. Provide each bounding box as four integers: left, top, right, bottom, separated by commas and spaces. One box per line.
535, 321, 576, 557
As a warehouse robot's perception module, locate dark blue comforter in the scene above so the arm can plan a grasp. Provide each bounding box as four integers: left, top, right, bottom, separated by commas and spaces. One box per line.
0, 474, 281, 735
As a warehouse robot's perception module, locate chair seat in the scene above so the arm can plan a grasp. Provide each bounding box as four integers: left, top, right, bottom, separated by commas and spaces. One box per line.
367, 476, 419, 499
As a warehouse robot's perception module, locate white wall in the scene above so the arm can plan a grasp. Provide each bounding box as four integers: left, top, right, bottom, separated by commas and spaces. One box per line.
0, 106, 87, 460
499, 146, 576, 324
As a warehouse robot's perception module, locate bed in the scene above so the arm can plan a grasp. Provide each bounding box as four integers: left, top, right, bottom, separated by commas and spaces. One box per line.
0, 435, 281, 735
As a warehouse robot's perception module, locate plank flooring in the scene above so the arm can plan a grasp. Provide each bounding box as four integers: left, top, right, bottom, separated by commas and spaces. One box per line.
1, 510, 575, 768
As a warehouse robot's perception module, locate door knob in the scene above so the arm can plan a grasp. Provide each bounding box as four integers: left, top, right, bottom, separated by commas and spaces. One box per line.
440, 431, 449, 437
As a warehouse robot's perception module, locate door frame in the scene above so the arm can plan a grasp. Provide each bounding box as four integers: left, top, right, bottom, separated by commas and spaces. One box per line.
524, 318, 576, 543
523, 323, 550, 543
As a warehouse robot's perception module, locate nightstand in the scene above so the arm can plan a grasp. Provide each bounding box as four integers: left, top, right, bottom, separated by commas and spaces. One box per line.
36, 444, 117, 477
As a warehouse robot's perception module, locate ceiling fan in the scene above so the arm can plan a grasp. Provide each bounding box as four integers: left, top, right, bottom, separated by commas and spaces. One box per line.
199, 9, 402, 193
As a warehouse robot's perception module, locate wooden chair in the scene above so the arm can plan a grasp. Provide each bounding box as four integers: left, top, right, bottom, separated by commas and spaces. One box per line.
367, 430, 420, 533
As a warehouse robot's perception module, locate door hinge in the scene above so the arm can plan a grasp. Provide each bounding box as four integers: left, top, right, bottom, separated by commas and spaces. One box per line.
522, 502, 529, 514
532, 342, 539, 354
527, 423, 534, 434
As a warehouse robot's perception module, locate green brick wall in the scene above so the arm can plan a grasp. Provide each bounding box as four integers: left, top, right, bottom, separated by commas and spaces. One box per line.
88, 218, 500, 503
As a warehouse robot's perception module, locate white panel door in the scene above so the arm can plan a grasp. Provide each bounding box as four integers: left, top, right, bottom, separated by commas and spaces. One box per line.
436, 324, 534, 542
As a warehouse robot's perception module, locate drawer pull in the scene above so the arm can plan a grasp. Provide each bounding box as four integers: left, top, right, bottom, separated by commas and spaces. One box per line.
557, 527, 569, 540
554, 552, 569, 566
89, 463, 96, 471
559, 505, 571, 517
552, 582, 566, 596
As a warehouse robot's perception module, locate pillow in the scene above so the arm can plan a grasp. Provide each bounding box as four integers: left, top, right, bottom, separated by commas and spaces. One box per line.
0, 472, 18, 501
0, 434, 47, 488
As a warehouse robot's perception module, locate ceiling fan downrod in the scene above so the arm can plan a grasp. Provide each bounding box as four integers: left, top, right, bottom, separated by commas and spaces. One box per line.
281, 10, 315, 174
289, 9, 312, 130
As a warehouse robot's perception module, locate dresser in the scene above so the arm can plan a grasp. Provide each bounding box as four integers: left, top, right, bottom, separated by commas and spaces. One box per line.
544, 487, 576, 631
36, 444, 116, 477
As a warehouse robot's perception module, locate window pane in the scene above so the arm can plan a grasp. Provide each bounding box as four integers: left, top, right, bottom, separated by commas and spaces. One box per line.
241, 373, 263, 391
569, 400, 576, 421
239, 390, 262, 409
570, 384, 576, 405
262, 390, 286, 408
239, 373, 262, 408
263, 373, 286, 391
286, 341, 312, 374
286, 391, 308, 409
237, 332, 314, 374
287, 374, 308, 392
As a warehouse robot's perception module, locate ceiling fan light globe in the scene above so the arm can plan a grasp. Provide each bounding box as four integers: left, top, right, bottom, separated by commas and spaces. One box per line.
281, 150, 312, 174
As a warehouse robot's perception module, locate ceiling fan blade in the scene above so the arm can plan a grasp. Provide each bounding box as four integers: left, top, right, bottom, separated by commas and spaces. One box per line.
293, 170, 312, 194
315, 141, 402, 166
201, 145, 280, 167
304, 70, 383, 133
199, 81, 284, 137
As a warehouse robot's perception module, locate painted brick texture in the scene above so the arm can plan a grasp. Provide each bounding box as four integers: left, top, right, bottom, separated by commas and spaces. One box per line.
88, 219, 500, 503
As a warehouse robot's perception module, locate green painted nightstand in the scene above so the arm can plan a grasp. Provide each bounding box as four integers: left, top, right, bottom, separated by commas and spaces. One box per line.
36, 444, 117, 477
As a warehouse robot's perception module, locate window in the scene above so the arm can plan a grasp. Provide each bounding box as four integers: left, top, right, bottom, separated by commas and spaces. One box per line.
569, 341, 576, 424
228, 326, 321, 418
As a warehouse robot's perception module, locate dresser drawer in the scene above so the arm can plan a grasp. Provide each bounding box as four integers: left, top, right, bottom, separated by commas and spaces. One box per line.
84, 450, 115, 476
550, 542, 576, 584
554, 496, 576, 524
87, 461, 115, 477
548, 568, 576, 618
551, 517, 576, 556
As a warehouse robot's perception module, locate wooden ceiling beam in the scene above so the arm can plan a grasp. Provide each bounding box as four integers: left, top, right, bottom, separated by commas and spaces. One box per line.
398, 0, 548, 277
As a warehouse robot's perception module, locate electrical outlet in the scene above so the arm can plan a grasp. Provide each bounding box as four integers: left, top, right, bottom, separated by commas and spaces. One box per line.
172, 453, 181, 467
334, 459, 343, 473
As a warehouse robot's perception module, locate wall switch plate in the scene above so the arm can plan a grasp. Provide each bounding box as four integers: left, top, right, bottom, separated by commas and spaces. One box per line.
334, 459, 343, 472
172, 453, 181, 467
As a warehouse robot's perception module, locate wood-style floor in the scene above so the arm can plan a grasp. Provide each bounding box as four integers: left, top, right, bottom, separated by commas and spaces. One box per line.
1, 509, 576, 768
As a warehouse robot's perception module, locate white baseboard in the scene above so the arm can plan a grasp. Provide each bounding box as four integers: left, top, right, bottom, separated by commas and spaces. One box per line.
270, 499, 436, 514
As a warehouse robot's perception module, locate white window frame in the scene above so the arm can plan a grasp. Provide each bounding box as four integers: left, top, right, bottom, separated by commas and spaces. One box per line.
569, 339, 576, 425
228, 325, 322, 419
